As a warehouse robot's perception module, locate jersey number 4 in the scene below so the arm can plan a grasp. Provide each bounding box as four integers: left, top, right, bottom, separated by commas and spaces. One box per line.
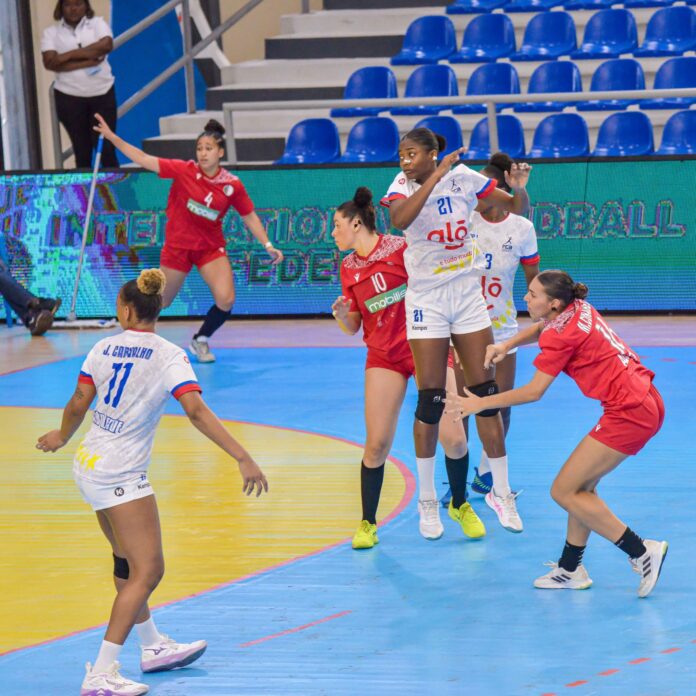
105, 362, 134, 408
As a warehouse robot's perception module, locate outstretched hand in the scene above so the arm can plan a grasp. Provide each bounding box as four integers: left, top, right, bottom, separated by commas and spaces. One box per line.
504, 162, 531, 191
443, 389, 484, 420
238, 457, 269, 497
484, 343, 509, 369
267, 247, 284, 266
93, 112, 115, 140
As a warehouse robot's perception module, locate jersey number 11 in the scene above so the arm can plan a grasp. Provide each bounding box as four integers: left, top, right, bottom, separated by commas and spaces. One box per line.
105, 362, 134, 408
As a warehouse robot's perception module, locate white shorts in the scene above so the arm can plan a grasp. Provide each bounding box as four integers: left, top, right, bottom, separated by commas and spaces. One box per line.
492, 326, 519, 355
406, 275, 491, 340
74, 472, 154, 511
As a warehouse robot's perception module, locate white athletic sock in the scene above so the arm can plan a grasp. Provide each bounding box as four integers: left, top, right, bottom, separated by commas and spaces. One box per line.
488, 455, 511, 497
478, 450, 491, 476
135, 616, 163, 647
92, 640, 123, 673
416, 456, 437, 500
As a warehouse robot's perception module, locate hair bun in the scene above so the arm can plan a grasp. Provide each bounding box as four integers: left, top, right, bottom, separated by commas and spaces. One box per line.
137, 269, 166, 296
353, 186, 373, 209
573, 282, 589, 300
489, 151, 513, 173
434, 134, 447, 153
203, 119, 225, 136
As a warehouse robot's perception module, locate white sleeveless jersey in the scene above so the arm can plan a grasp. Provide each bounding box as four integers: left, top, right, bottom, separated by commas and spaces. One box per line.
74, 329, 201, 484
380, 164, 497, 293
470, 211, 540, 335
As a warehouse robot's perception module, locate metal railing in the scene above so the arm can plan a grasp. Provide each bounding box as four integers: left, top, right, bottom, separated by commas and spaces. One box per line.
222, 88, 696, 164
50, 0, 312, 167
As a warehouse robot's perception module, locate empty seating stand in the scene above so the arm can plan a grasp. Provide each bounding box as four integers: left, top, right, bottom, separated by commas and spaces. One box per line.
515, 61, 583, 112
391, 16, 456, 65
593, 112, 655, 155
338, 117, 400, 163
391, 64, 459, 116
510, 12, 577, 60
274, 119, 340, 165
634, 6, 696, 56
657, 110, 696, 154
641, 56, 696, 109
414, 116, 464, 152
572, 9, 638, 59
447, 0, 510, 13
449, 14, 516, 63
330, 67, 398, 118
577, 58, 645, 110
452, 63, 521, 114
528, 113, 590, 157
464, 114, 527, 159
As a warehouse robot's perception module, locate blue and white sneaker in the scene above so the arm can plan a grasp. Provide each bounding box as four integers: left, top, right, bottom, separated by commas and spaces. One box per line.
471, 467, 493, 496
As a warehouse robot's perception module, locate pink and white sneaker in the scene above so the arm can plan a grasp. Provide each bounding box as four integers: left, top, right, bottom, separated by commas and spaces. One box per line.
485, 490, 523, 533
140, 636, 207, 673
80, 661, 148, 696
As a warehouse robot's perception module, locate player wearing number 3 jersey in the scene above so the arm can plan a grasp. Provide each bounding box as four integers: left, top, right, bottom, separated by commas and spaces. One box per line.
446, 270, 668, 598
332, 188, 475, 548
37, 269, 268, 696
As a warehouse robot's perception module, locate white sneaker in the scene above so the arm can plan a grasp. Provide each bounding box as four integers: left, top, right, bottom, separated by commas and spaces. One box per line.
630, 539, 668, 598
141, 635, 208, 673
485, 490, 523, 533
81, 661, 148, 696
189, 336, 216, 363
533, 562, 593, 590
418, 498, 444, 540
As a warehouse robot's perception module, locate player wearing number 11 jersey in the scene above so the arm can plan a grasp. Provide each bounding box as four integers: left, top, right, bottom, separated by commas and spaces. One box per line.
37, 270, 268, 696
446, 270, 668, 598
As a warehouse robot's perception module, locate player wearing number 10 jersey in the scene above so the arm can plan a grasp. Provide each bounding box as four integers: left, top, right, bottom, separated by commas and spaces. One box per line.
446, 270, 668, 598
37, 270, 268, 696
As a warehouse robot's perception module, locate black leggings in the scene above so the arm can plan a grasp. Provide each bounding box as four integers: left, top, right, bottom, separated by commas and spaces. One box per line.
54, 85, 119, 168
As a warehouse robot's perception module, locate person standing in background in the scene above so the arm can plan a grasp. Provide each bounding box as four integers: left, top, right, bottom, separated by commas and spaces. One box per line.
41, 0, 119, 168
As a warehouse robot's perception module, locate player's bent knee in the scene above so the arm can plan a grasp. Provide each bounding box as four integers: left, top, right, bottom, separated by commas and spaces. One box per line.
468, 381, 500, 417
113, 554, 129, 580
415, 388, 446, 425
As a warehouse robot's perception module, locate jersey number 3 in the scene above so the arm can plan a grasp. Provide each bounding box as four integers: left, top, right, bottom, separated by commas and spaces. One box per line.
105, 362, 134, 408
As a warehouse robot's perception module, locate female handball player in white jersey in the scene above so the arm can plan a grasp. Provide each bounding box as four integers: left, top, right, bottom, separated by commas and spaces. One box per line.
449, 152, 540, 499
446, 270, 668, 597
37, 269, 268, 696
93, 113, 283, 364
331, 188, 483, 548
381, 128, 531, 533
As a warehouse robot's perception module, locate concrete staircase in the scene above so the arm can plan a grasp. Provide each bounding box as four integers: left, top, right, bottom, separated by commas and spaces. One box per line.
142, 3, 675, 164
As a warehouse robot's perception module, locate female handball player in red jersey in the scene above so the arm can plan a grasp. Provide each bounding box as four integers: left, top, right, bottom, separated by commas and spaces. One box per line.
381, 127, 531, 535
446, 270, 667, 597
93, 113, 283, 364
331, 187, 483, 549
37, 269, 268, 695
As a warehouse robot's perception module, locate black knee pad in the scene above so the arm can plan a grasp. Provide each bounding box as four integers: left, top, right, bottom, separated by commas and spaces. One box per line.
415, 388, 446, 424
468, 380, 500, 417
113, 553, 130, 580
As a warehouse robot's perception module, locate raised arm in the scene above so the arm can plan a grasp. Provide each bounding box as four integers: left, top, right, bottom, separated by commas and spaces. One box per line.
483, 321, 544, 369
93, 112, 160, 173
389, 148, 466, 231
36, 380, 97, 452
179, 391, 268, 496
476, 163, 531, 217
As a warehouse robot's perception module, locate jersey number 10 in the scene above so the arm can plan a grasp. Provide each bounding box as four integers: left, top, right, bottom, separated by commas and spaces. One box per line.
105, 362, 134, 408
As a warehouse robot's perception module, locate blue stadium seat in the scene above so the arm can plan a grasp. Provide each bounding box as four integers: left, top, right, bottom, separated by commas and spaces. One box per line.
641, 56, 696, 109
624, 0, 676, 8
274, 119, 340, 164
564, 0, 614, 10
391, 65, 459, 116
510, 12, 577, 61
577, 58, 645, 111
634, 6, 696, 57
446, 0, 510, 13
515, 61, 583, 112
464, 115, 526, 159
391, 16, 457, 65
449, 14, 516, 63
414, 116, 464, 153
506, 0, 563, 12
528, 113, 590, 157
592, 112, 654, 156
571, 9, 638, 59
338, 117, 400, 163
452, 63, 520, 114
657, 110, 696, 154
330, 67, 398, 118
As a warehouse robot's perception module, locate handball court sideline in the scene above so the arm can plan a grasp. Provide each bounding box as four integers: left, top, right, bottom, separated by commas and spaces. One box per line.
0, 317, 694, 695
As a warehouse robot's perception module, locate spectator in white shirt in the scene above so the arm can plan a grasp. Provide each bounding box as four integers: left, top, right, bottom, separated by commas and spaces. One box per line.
41, 0, 119, 168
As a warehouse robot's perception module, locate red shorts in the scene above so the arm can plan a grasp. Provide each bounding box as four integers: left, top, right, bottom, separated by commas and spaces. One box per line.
160, 245, 227, 273
589, 384, 665, 455
365, 349, 415, 378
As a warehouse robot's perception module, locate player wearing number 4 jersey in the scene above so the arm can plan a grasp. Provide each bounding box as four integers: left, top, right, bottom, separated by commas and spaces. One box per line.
446, 270, 668, 598
332, 188, 479, 549
37, 270, 268, 696
381, 128, 532, 534
93, 114, 283, 364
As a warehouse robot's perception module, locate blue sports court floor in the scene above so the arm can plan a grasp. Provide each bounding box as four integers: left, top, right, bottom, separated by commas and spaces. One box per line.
0, 325, 694, 695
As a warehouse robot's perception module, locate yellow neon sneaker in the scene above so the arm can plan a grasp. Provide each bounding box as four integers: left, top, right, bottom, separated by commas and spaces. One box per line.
448, 500, 486, 539
352, 520, 379, 549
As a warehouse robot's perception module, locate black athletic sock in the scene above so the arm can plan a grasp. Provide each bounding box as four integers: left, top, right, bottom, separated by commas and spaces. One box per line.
194, 304, 232, 339
445, 452, 470, 509
614, 526, 647, 558
361, 461, 385, 525
558, 541, 586, 572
